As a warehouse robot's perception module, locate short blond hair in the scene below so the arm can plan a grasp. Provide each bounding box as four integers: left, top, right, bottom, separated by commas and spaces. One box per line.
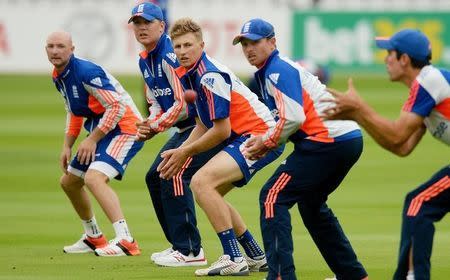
170, 18, 203, 41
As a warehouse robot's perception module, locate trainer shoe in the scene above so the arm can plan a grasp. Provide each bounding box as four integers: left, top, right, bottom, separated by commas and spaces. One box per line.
155, 248, 207, 267
150, 247, 174, 262
63, 234, 108, 253
324, 277, 337, 280
94, 237, 140, 257
245, 255, 268, 272
194, 255, 249, 276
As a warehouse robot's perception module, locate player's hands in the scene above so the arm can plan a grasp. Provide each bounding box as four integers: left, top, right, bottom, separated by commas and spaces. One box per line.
157, 147, 190, 179
243, 136, 269, 160
136, 119, 157, 141
60, 146, 72, 174
321, 78, 363, 121
76, 138, 97, 165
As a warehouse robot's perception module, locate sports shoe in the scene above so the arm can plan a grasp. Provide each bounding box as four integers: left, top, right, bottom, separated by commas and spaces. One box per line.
94, 237, 140, 257
150, 247, 174, 262
154, 248, 207, 267
245, 255, 268, 272
63, 234, 108, 253
194, 255, 249, 276
324, 277, 337, 280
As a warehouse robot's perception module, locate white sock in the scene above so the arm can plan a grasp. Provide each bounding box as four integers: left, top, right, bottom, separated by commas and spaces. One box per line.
113, 219, 132, 241
406, 270, 415, 280
82, 216, 102, 238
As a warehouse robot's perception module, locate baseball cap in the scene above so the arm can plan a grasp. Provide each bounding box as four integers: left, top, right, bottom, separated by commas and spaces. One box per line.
232, 18, 275, 45
128, 2, 163, 24
375, 29, 431, 61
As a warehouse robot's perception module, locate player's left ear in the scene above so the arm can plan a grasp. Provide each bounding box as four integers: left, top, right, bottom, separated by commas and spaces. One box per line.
400, 53, 409, 67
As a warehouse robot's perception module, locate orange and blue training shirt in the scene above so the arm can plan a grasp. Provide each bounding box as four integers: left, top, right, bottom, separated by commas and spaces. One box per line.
52, 55, 142, 137
254, 50, 361, 148
175, 52, 276, 139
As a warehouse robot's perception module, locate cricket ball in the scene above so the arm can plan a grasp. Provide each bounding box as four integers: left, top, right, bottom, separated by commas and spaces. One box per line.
184, 89, 198, 103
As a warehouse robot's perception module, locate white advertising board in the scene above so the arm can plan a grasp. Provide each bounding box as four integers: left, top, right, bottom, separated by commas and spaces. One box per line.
0, 0, 291, 74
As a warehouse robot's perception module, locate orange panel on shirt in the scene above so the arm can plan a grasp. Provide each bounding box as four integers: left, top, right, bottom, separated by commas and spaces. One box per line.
301, 89, 333, 143
435, 98, 450, 120
67, 114, 84, 137
229, 91, 269, 136
88, 95, 106, 114
118, 106, 140, 134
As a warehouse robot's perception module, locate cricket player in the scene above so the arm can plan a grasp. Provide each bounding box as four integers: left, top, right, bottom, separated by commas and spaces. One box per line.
129, 2, 220, 266
46, 31, 143, 257
234, 18, 369, 280
158, 18, 283, 276
323, 29, 449, 280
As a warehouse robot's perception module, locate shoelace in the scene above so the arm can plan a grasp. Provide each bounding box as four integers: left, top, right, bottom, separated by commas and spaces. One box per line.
209, 255, 232, 268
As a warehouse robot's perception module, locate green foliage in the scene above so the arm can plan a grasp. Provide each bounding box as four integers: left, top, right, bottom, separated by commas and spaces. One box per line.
0, 74, 448, 279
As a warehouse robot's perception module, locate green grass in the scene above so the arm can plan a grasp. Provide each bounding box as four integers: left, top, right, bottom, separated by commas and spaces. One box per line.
0, 74, 448, 280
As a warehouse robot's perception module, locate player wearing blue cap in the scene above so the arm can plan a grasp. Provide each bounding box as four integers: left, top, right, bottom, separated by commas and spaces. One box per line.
159, 18, 287, 277
234, 18, 369, 280
129, 2, 219, 267
323, 29, 449, 280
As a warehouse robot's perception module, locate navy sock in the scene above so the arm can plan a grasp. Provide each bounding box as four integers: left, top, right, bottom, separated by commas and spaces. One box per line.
237, 230, 265, 259
217, 229, 242, 262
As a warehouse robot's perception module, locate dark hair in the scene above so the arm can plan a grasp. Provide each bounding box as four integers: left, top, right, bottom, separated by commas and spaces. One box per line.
395, 49, 431, 69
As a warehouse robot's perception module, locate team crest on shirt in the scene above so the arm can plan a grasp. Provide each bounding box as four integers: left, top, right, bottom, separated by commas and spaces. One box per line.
269, 73, 280, 84
90, 77, 103, 87
166, 52, 177, 63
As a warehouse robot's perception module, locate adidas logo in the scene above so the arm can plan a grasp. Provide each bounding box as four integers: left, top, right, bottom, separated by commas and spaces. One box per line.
166, 52, 177, 63
144, 69, 149, 78
90, 77, 103, 87
203, 77, 215, 88
269, 73, 280, 84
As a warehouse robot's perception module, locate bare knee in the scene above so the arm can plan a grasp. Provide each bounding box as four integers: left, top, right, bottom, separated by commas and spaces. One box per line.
60, 173, 83, 192
84, 170, 108, 189
190, 171, 218, 202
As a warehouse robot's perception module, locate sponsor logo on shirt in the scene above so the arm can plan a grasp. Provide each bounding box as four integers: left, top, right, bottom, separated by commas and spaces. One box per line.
144, 69, 150, 78
271, 108, 279, 119
433, 122, 448, 139
151, 87, 172, 97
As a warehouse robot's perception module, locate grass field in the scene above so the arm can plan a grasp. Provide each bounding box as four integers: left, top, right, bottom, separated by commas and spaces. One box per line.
0, 74, 448, 280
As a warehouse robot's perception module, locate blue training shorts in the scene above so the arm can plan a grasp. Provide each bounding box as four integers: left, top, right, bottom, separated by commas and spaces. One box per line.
223, 135, 284, 187
68, 127, 144, 180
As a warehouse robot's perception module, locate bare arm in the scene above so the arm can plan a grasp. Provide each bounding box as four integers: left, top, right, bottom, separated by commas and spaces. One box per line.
181, 118, 230, 156
157, 118, 230, 179
323, 78, 425, 156
60, 134, 77, 174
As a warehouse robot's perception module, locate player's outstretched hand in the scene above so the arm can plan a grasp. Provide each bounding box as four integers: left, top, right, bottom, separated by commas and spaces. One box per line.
157, 148, 190, 179
321, 78, 363, 121
243, 136, 268, 160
